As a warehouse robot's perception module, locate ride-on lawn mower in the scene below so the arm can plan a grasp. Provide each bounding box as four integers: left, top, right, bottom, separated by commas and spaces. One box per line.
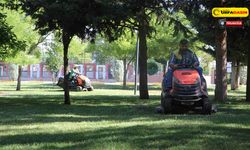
161, 65, 212, 114
57, 74, 94, 91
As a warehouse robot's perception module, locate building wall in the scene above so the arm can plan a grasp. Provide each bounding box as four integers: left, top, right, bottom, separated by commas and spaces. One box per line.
0, 62, 215, 84
0, 62, 9, 80
0, 62, 110, 81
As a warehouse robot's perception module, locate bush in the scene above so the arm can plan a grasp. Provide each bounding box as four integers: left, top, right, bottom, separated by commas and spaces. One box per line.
147, 60, 159, 75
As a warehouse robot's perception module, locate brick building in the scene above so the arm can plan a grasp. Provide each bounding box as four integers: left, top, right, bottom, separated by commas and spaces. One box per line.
0, 62, 167, 83
0, 62, 111, 81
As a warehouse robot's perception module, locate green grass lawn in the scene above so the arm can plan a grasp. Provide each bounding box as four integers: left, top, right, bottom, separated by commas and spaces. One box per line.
0, 81, 249, 150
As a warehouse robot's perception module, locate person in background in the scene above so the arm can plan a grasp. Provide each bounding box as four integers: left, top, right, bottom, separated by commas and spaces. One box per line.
69, 65, 80, 80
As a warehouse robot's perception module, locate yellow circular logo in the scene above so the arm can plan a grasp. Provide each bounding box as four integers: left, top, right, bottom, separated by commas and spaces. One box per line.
213, 9, 220, 16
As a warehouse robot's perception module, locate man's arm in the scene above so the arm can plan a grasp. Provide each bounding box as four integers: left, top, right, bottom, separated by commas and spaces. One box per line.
169, 53, 177, 69
192, 53, 200, 67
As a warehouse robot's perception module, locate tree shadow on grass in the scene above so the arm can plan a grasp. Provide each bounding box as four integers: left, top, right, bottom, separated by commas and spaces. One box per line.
0, 94, 160, 125
228, 89, 247, 95
1, 123, 250, 149
92, 83, 161, 91
0, 83, 161, 93
1, 93, 250, 127
1, 88, 250, 149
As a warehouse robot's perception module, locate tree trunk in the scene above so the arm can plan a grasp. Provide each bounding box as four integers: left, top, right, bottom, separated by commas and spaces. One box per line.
138, 9, 149, 99
215, 29, 227, 102
52, 72, 55, 85
62, 31, 72, 105
55, 71, 59, 84
16, 65, 22, 91
235, 60, 240, 89
123, 59, 127, 88
231, 59, 236, 90
246, 48, 250, 102
52, 72, 58, 85
231, 59, 240, 90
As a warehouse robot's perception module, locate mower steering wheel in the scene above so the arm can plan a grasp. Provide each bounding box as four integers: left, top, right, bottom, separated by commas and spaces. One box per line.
174, 64, 194, 70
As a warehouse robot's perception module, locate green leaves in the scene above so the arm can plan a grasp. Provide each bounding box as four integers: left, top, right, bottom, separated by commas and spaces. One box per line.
3, 9, 40, 50
68, 37, 91, 63
45, 42, 63, 73
147, 59, 159, 75
5, 51, 39, 65
0, 12, 25, 60
1, 9, 42, 64
87, 31, 136, 62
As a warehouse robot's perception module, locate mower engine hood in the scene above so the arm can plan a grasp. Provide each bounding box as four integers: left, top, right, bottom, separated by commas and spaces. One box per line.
173, 69, 200, 85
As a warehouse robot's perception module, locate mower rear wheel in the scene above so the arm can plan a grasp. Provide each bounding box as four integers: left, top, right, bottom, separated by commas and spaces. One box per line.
202, 98, 212, 115
161, 93, 172, 114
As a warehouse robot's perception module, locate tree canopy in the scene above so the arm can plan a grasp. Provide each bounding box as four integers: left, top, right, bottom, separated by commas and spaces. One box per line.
0, 12, 24, 60
9, 0, 134, 104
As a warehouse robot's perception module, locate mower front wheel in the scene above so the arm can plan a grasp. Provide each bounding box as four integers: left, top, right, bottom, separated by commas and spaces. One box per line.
161, 93, 172, 114
202, 98, 212, 115
76, 86, 83, 91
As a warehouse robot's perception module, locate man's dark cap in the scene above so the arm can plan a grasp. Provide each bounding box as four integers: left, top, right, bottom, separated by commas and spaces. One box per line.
180, 39, 189, 45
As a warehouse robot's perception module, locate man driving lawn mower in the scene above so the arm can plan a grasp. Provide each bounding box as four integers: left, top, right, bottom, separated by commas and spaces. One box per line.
164, 39, 205, 92
161, 39, 212, 114
57, 65, 94, 91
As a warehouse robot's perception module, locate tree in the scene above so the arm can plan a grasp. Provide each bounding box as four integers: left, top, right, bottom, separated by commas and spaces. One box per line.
147, 59, 159, 75
168, 1, 229, 102
87, 33, 135, 88
215, 27, 227, 102
247, 41, 250, 102
243, 22, 250, 102
183, 0, 250, 101
148, 12, 195, 74
14, 0, 133, 104
68, 37, 92, 64
11, 0, 198, 101
227, 29, 247, 90
0, 12, 24, 60
225, 1, 250, 101
2, 9, 43, 91
44, 35, 63, 84
44, 35, 92, 83
6, 52, 39, 90
116, 0, 193, 99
